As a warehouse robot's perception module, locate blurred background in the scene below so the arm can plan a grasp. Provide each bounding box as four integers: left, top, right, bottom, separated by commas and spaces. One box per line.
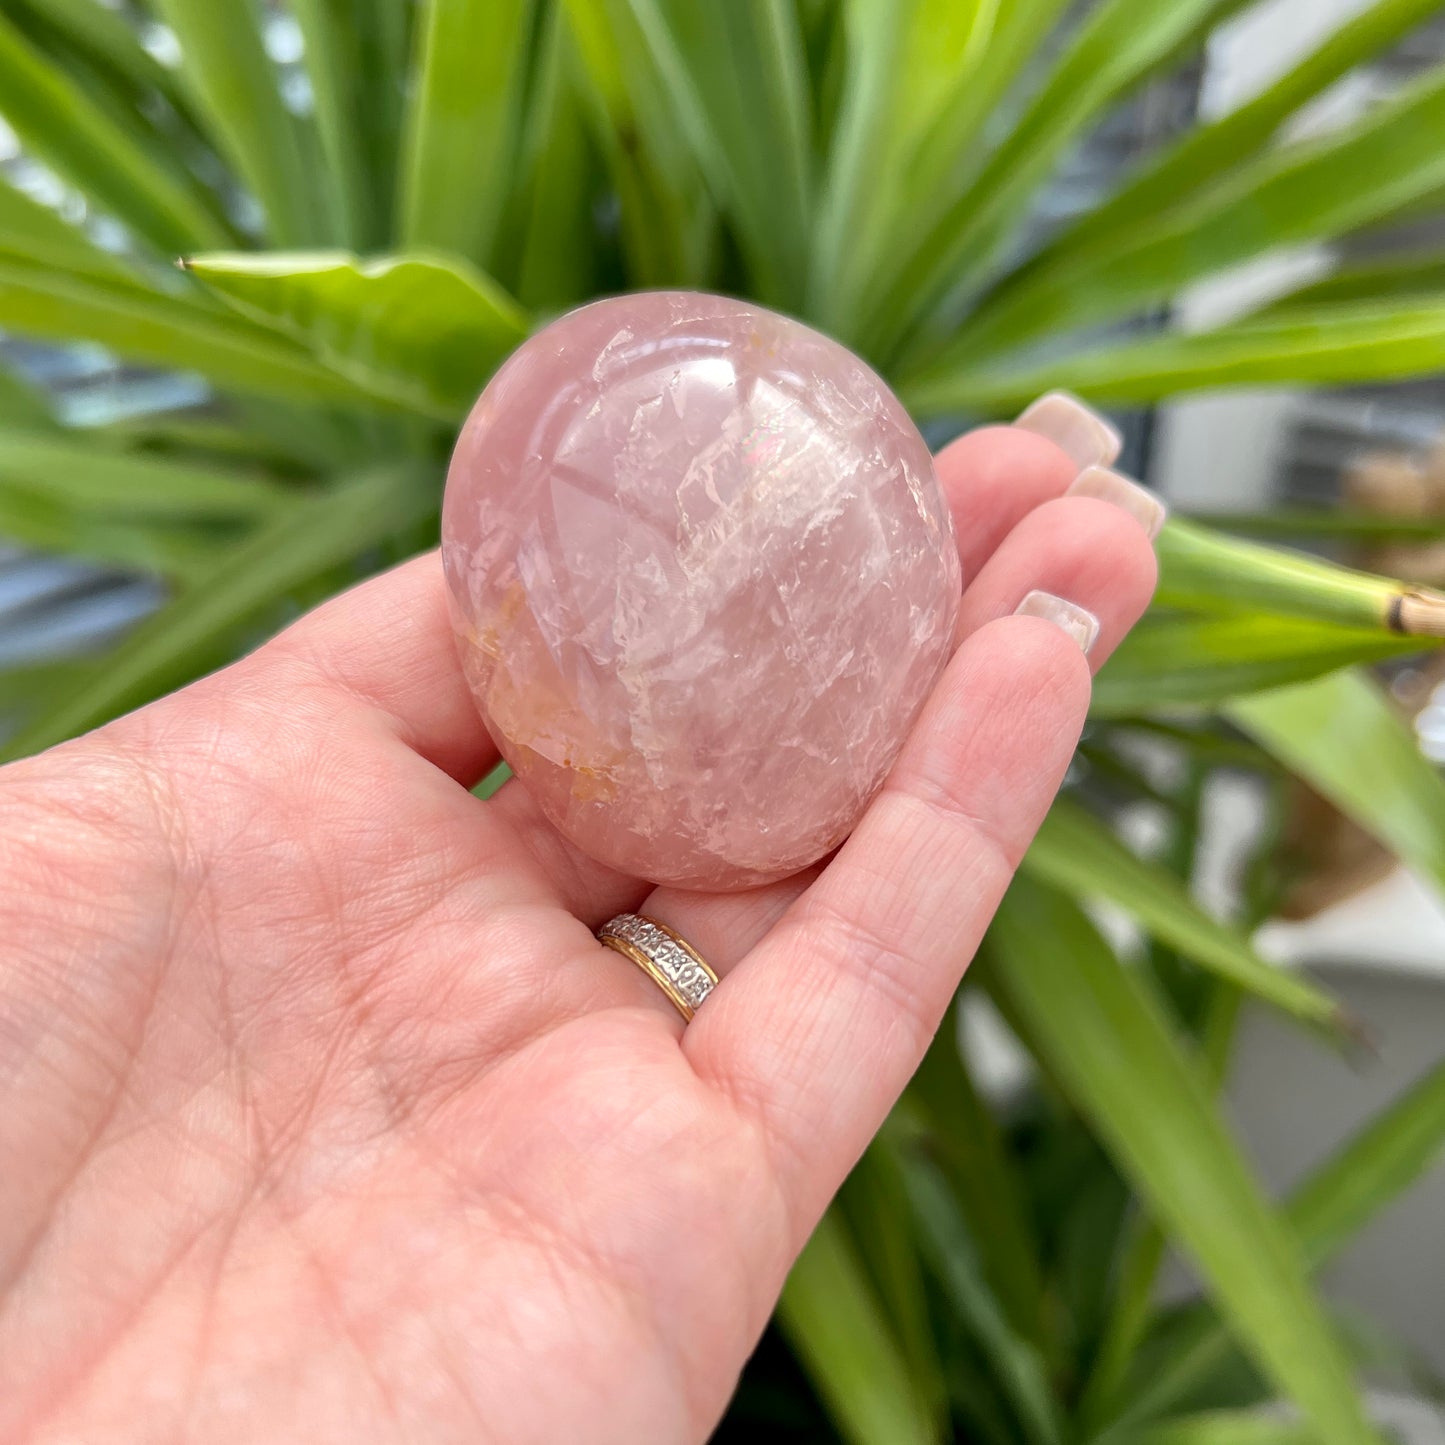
3, 1, 1445, 1442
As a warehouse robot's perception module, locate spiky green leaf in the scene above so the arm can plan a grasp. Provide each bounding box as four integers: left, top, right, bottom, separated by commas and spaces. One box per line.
987, 878, 1374, 1445
399, 0, 536, 267
2, 462, 435, 761
1024, 796, 1349, 1032
778, 1209, 939, 1445
182, 250, 529, 419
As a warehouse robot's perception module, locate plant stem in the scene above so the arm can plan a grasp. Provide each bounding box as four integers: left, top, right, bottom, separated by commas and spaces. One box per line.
1157, 518, 1445, 637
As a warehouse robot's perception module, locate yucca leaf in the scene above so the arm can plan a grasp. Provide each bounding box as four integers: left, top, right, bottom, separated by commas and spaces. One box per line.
0, 361, 56, 429
866, 0, 1237, 358
906, 298, 1445, 413
814, 0, 1028, 332
902, 1154, 1062, 1445
1, 461, 435, 762
182, 251, 529, 421
97, 414, 322, 474
1080, 986, 1248, 1436
632, 0, 811, 305
1085, 1224, 1183, 1432
987, 877, 1374, 1445
101, 405, 360, 475
562, 0, 716, 284
1125, 1412, 1325, 1445
148, 0, 323, 247
8, 0, 194, 111
4, 0, 217, 182
952, 64, 1445, 361
1120, 1055, 1445, 1429
0, 175, 144, 284
0, 431, 295, 519
506, 4, 602, 310
1, 656, 98, 719
808, 0, 904, 328
1194, 509, 1445, 543
838, 0, 1072, 344
901, 0, 1069, 207
473, 760, 513, 801
0, 487, 224, 584
1332, 1306, 1445, 1408
837, 1140, 950, 1433
1362, 175, 1445, 236
1230, 669, 1445, 895
1291, 1057, 1445, 1267
291, 0, 381, 250
909, 1011, 1047, 1345
398, 0, 536, 268
323, 0, 412, 247
0, 9, 230, 253
1093, 614, 1431, 716
1015, 0, 1445, 290
778, 1208, 939, 1445
0, 254, 415, 414
1262, 249, 1445, 314
1, 656, 94, 699
896, 0, 1001, 142
1023, 797, 1348, 1034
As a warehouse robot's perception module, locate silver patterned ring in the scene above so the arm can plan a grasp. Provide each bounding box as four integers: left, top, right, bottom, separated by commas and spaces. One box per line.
597, 913, 718, 1023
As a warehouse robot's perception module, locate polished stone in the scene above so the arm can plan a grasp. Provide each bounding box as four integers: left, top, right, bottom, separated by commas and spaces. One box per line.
442, 292, 961, 890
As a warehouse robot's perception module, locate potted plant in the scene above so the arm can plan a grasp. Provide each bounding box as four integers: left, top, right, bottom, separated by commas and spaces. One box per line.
2, 2, 1445, 1440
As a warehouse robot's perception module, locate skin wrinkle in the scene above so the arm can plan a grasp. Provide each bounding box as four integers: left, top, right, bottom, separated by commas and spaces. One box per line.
246, 1002, 370, 1196
177, 1194, 254, 1445
363, 1180, 506, 1445
412, 950, 621, 1108
220, 853, 468, 1191
269, 850, 418, 1167
0, 766, 188, 1309
285, 1213, 411, 1437
787, 898, 941, 1057
14, 1201, 241, 1443
698, 1065, 818, 1260
271, 621, 458, 747
180, 748, 464, 1153
329, 1143, 612, 1443
718, 1018, 910, 1238
456, 1151, 716, 1443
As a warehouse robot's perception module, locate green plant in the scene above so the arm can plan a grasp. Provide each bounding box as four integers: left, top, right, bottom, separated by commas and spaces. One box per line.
3, 1, 1445, 1440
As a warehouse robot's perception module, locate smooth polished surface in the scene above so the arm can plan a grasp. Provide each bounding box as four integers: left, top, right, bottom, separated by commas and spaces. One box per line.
442, 292, 962, 889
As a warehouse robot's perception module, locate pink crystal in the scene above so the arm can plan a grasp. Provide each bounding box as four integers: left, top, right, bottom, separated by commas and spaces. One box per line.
441, 292, 962, 891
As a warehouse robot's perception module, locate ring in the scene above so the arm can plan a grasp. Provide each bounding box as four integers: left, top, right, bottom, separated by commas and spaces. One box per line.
597, 913, 718, 1022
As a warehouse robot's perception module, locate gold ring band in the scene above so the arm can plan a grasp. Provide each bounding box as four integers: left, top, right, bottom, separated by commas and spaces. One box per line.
597, 913, 718, 1022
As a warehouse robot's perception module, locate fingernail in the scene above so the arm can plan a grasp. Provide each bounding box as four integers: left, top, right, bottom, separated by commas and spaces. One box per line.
1014, 392, 1122, 470
1015, 590, 1100, 656
1068, 464, 1167, 541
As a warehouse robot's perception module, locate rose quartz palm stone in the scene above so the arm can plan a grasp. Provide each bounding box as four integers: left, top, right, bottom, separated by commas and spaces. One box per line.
441, 292, 962, 891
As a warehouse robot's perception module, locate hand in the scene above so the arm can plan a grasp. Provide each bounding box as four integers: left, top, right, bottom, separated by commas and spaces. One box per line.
0, 420, 1157, 1444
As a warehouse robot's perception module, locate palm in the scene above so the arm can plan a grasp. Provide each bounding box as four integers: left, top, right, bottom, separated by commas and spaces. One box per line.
0, 422, 1157, 1444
